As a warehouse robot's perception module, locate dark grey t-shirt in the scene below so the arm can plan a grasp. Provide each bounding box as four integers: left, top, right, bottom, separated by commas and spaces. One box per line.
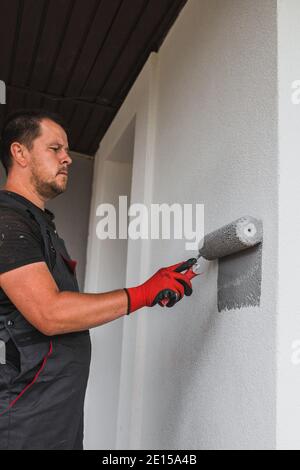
0, 192, 55, 316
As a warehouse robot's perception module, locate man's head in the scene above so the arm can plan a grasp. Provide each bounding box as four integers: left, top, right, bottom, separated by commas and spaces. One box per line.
0, 109, 72, 200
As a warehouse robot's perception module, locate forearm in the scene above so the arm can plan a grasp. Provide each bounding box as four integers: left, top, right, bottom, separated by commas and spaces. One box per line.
45, 289, 129, 335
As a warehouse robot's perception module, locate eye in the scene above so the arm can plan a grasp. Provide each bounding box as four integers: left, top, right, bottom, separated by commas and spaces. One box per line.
50, 147, 60, 152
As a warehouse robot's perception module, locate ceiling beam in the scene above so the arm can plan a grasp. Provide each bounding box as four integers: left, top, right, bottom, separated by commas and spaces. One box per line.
6, 85, 118, 110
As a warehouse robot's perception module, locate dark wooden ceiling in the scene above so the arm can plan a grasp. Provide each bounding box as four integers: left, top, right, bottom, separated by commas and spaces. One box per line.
0, 0, 188, 156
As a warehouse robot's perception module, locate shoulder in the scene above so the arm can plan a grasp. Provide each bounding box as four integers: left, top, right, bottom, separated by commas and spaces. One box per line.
0, 205, 42, 241
0, 206, 46, 276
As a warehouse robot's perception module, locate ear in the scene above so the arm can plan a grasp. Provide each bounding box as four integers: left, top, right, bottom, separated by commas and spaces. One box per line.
10, 142, 28, 169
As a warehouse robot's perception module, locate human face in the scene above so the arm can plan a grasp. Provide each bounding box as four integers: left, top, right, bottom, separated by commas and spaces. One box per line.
28, 118, 72, 200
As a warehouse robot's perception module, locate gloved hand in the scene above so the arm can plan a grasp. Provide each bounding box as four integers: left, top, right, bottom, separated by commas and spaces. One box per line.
125, 258, 198, 315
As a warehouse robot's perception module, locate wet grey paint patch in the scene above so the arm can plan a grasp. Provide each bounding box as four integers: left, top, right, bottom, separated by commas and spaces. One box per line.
217, 243, 262, 312
0, 341, 5, 364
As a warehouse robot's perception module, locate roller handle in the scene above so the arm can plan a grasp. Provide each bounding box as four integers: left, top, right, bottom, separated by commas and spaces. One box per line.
159, 258, 198, 307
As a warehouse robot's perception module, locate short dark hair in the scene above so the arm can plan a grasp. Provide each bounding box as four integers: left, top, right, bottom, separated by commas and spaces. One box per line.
0, 109, 67, 175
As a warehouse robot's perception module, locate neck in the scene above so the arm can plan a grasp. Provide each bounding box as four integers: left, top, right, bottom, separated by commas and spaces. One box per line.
3, 177, 46, 210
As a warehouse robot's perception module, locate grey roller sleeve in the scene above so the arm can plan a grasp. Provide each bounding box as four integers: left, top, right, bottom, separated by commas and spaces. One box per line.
198, 216, 263, 260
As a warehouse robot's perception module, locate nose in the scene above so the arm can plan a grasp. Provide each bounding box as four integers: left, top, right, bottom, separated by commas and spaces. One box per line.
60, 149, 72, 166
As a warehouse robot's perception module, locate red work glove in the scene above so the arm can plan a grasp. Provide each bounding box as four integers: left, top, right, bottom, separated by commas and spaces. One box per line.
125, 258, 198, 315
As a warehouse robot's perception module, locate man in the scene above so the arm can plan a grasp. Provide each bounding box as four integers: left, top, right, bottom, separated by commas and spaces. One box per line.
0, 110, 196, 450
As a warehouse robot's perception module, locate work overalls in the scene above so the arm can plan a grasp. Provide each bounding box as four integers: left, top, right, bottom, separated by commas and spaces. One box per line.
0, 191, 91, 450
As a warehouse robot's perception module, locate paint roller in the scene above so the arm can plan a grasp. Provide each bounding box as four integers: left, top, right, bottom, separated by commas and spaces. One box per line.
194, 215, 263, 262
160, 216, 263, 306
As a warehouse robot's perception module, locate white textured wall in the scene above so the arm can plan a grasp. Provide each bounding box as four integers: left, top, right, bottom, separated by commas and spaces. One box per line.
85, 55, 160, 450
86, 0, 278, 450
84, 151, 133, 450
139, 0, 277, 450
277, 0, 300, 450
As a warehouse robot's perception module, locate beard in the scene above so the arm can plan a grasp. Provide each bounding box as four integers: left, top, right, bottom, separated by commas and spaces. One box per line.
30, 167, 67, 200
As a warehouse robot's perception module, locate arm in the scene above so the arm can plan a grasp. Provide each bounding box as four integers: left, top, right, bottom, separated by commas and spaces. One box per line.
0, 260, 195, 336
0, 262, 128, 336
0, 209, 129, 335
